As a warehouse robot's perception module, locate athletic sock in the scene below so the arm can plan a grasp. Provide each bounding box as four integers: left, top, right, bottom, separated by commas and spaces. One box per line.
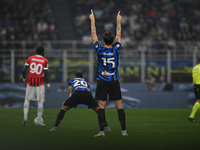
95, 109, 108, 127
37, 101, 43, 119
118, 109, 126, 130
98, 109, 106, 131
54, 109, 66, 127
23, 100, 30, 120
189, 102, 200, 118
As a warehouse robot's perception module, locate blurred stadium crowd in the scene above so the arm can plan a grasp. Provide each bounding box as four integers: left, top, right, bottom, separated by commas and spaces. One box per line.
72, 0, 200, 45
0, 0, 59, 51
0, 0, 200, 51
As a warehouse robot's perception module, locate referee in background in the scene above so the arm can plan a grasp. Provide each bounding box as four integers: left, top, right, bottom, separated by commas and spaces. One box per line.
188, 58, 200, 122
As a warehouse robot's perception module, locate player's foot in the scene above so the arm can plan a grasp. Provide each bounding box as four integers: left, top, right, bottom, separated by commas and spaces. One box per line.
188, 117, 196, 122
105, 126, 111, 132
22, 120, 27, 126
49, 127, 57, 132
122, 130, 128, 136
94, 131, 105, 137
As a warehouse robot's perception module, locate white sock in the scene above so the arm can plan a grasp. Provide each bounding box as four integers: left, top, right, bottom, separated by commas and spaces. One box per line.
23, 100, 30, 120
37, 101, 43, 119
122, 130, 127, 133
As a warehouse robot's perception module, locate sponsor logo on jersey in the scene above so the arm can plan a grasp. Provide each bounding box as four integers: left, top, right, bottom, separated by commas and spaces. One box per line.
103, 53, 114, 56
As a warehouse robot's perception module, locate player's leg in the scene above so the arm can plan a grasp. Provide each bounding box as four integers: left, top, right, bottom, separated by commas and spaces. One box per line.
110, 81, 128, 136
50, 95, 76, 131
94, 80, 109, 137
23, 100, 30, 125
189, 99, 200, 122
92, 108, 111, 132
50, 105, 71, 131
189, 85, 200, 122
114, 100, 128, 136
94, 100, 107, 137
36, 85, 45, 125
23, 85, 35, 125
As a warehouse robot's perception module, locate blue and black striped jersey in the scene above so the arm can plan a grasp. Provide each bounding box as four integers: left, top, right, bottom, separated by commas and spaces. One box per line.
94, 42, 121, 81
67, 77, 90, 93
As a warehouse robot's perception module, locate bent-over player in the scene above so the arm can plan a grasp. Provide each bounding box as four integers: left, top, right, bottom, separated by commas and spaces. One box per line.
50, 72, 111, 132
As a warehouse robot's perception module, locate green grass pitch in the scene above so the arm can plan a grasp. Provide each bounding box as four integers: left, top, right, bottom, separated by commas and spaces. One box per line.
0, 108, 200, 150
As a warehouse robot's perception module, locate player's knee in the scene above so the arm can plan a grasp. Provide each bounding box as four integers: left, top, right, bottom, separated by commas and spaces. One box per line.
61, 105, 69, 111
98, 100, 106, 109
114, 100, 123, 110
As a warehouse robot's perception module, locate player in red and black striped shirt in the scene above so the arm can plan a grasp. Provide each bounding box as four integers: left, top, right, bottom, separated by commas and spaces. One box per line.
22, 46, 50, 126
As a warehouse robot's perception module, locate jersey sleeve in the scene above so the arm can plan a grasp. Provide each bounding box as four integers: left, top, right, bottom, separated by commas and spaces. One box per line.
114, 42, 121, 50
67, 79, 73, 87
43, 59, 48, 70
94, 42, 102, 53
25, 57, 31, 66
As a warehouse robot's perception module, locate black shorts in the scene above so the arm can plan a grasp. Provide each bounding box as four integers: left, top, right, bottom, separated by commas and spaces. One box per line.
64, 91, 98, 108
193, 84, 200, 99
95, 80, 122, 101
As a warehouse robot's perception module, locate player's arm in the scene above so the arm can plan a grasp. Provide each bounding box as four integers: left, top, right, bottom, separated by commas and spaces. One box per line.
115, 11, 122, 43
22, 65, 29, 88
44, 70, 50, 93
68, 86, 73, 97
89, 9, 98, 44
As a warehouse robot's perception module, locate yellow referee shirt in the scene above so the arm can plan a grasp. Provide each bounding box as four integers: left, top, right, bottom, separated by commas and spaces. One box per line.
192, 64, 200, 84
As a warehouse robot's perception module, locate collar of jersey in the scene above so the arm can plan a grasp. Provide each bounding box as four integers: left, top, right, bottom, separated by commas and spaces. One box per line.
35, 55, 43, 57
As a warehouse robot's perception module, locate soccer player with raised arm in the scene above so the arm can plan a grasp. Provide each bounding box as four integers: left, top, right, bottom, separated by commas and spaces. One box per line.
188, 58, 200, 122
49, 72, 111, 132
22, 46, 50, 126
89, 9, 128, 137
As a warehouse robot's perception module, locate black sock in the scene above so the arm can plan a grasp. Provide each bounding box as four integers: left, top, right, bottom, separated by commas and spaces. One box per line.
98, 109, 106, 131
54, 109, 66, 127
95, 109, 108, 127
118, 109, 126, 130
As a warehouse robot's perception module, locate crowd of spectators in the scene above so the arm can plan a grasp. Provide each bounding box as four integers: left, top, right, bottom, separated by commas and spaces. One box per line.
0, 0, 59, 52
72, 0, 200, 48
1, 0, 200, 54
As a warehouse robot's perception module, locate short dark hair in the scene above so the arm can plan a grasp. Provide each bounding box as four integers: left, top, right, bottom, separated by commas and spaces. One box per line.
103, 32, 114, 45
36, 46, 44, 56
75, 72, 83, 78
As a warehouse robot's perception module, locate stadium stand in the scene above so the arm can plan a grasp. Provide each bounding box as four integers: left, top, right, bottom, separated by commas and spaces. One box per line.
71, 0, 200, 44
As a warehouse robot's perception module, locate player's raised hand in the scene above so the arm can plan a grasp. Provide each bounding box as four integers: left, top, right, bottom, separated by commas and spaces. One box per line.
89, 9, 95, 22
117, 11, 122, 23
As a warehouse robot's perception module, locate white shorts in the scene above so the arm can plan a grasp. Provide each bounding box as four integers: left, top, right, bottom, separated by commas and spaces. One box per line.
25, 85, 45, 102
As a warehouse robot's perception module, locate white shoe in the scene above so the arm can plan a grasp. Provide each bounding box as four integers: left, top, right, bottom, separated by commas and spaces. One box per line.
94, 132, 105, 137
49, 127, 57, 132
122, 130, 128, 136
